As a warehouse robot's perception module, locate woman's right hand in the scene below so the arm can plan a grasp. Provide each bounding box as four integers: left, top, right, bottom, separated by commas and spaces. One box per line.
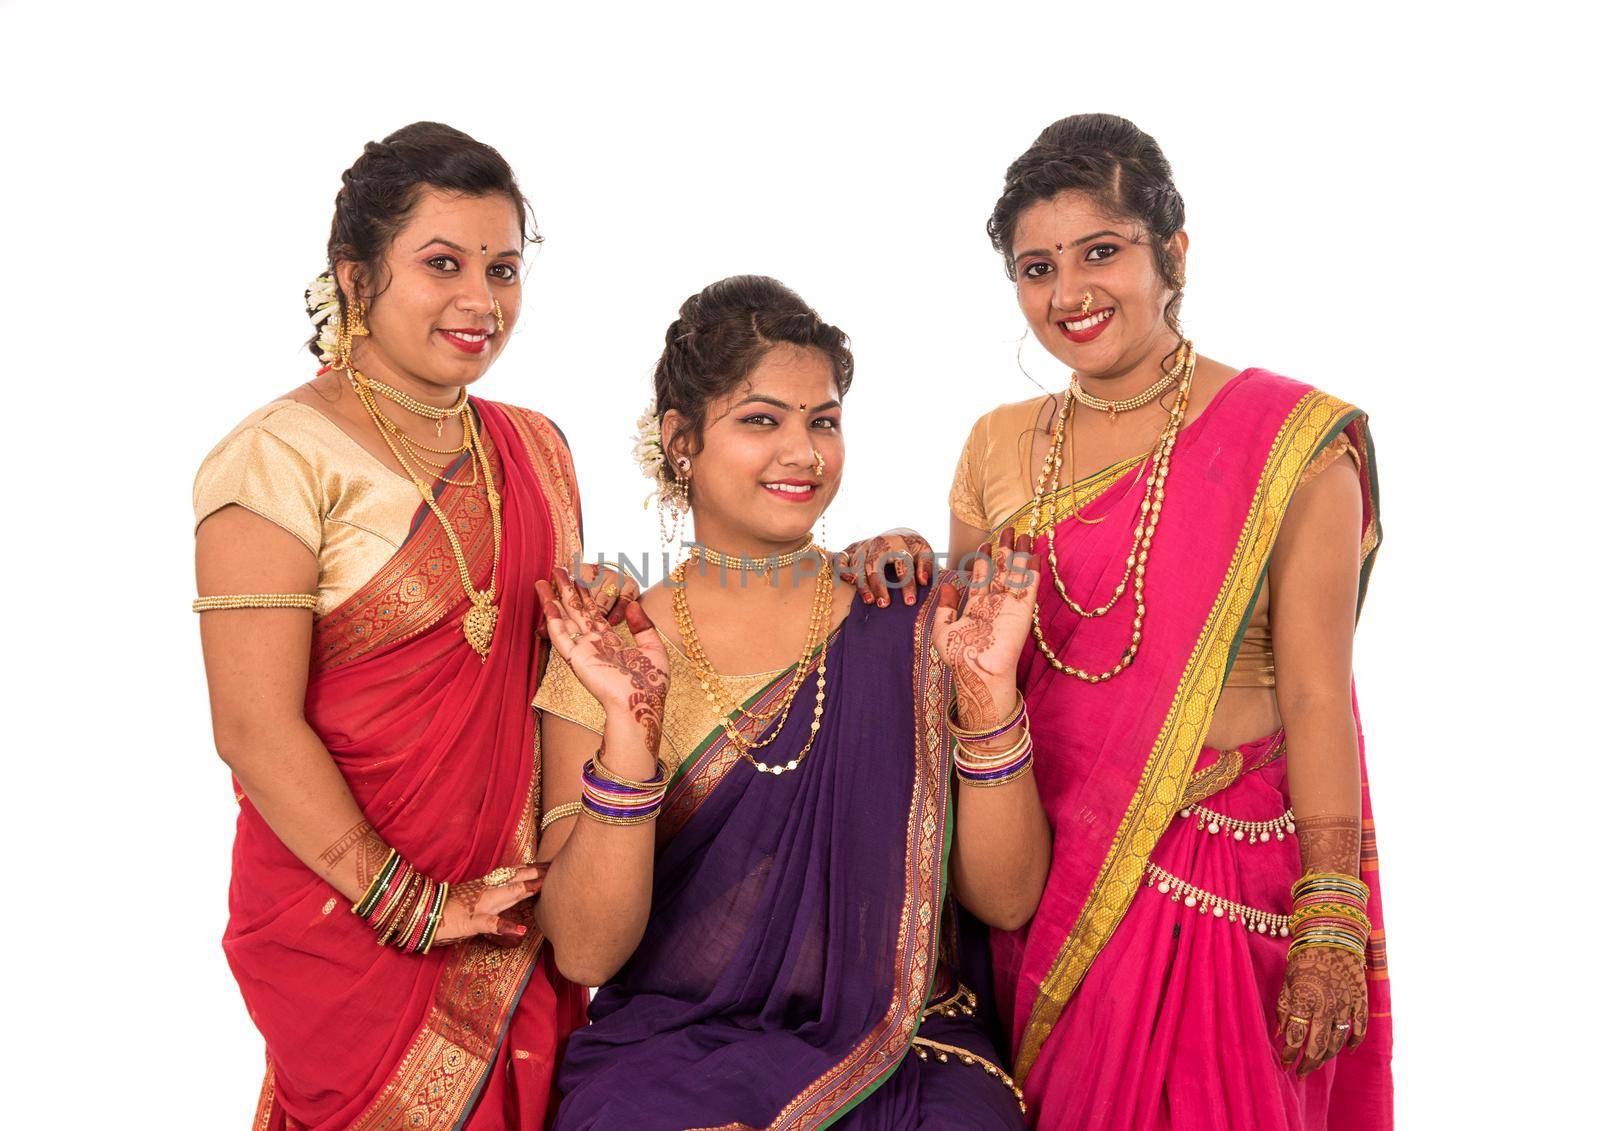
432, 863, 547, 947
536, 568, 670, 753
931, 525, 1040, 729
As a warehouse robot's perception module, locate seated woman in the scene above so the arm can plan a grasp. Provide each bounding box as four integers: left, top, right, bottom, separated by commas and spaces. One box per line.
531, 276, 1052, 1129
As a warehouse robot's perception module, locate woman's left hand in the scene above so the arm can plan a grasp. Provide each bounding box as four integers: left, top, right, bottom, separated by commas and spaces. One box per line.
930, 525, 1039, 728
1276, 947, 1369, 1076
836, 528, 935, 607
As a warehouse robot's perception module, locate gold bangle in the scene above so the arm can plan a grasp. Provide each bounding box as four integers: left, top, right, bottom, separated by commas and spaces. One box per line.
590, 754, 666, 792
539, 801, 584, 832
192, 593, 319, 612
948, 694, 1024, 740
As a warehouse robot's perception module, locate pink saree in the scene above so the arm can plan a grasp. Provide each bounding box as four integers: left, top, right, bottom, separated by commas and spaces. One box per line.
990, 371, 1391, 1129
223, 400, 589, 1130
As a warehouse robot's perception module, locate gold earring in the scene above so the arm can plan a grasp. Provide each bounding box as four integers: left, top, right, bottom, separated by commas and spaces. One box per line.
811, 450, 825, 476
657, 459, 691, 547
349, 298, 369, 337
1080, 291, 1094, 316
493, 299, 505, 333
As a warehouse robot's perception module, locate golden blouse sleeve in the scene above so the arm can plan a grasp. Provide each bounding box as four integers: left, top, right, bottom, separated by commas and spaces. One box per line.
193, 425, 322, 555
1299, 433, 1357, 485
532, 631, 633, 736
948, 417, 988, 530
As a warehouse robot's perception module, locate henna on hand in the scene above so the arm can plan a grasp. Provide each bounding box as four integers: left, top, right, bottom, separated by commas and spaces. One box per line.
318, 819, 391, 887
1276, 945, 1368, 1075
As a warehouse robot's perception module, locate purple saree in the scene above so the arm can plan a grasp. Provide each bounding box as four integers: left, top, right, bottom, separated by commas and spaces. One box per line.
555, 587, 1026, 1130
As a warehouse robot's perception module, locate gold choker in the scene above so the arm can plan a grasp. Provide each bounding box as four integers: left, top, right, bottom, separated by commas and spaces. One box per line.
690, 538, 818, 573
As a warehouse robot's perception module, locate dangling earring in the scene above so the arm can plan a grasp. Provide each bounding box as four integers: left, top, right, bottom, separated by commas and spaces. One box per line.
811, 450, 825, 476
658, 457, 691, 547
493, 299, 505, 334
334, 297, 367, 371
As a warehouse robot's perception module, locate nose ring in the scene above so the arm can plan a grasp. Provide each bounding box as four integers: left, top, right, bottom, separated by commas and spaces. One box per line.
1080, 291, 1095, 316
811, 450, 825, 476
493, 299, 505, 333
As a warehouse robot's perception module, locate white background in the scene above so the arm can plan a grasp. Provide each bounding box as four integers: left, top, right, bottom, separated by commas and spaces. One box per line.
2, 1, 1592, 1125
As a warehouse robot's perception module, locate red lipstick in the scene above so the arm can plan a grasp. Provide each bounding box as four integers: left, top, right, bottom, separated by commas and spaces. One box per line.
1058, 306, 1115, 344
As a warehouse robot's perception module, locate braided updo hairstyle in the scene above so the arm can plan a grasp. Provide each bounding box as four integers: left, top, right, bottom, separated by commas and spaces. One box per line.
652, 276, 853, 480
306, 121, 537, 359
987, 114, 1186, 336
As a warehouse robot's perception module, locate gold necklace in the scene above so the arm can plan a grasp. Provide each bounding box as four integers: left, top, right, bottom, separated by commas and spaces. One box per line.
671, 552, 833, 774
694, 537, 817, 573
350, 372, 502, 658
1069, 366, 1177, 422
355, 371, 470, 436
1027, 341, 1195, 682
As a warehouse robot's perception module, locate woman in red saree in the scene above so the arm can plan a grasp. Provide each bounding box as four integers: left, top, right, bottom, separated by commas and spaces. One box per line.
948, 115, 1393, 1129
193, 124, 603, 1128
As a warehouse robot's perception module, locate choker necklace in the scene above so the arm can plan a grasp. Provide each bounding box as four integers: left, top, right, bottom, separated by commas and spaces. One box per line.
354, 371, 469, 436
1069, 362, 1178, 422
691, 537, 818, 574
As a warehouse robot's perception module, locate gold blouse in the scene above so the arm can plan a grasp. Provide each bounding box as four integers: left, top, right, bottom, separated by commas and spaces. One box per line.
192, 400, 422, 616
532, 628, 792, 778
948, 399, 1359, 688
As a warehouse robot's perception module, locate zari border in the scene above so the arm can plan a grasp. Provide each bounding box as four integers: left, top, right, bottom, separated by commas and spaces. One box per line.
498, 404, 584, 574
764, 594, 955, 1130
311, 419, 500, 673
1013, 390, 1366, 1080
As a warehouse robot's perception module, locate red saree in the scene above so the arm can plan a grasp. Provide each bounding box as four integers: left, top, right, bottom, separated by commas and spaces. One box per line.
224, 400, 589, 1130
989, 371, 1392, 1129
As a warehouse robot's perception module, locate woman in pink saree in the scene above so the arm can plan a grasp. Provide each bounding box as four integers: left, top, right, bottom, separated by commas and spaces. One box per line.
947, 114, 1392, 1129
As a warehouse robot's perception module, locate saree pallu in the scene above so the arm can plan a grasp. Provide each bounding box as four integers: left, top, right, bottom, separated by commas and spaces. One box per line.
990, 371, 1392, 1130
225, 401, 589, 1131
554, 590, 1026, 1130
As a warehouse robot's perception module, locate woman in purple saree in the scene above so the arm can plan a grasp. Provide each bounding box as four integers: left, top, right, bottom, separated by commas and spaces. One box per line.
531, 277, 1051, 1129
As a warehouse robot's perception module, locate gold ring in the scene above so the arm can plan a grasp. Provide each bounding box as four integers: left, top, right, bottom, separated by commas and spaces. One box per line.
1287, 1015, 1309, 1027
482, 866, 518, 887
1334, 1022, 1351, 1031
599, 580, 620, 602
569, 630, 583, 644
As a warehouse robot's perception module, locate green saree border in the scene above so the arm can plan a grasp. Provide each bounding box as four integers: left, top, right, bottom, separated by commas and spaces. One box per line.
1013, 390, 1369, 1081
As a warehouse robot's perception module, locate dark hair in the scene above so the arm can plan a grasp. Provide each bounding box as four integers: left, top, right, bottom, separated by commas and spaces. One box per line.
652, 276, 853, 478
305, 121, 537, 359
987, 113, 1186, 335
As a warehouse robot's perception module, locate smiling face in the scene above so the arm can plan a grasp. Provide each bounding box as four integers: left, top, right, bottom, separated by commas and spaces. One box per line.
667, 345, 844, 553
336, 187, 524, 390
1010, 191, 1186, 381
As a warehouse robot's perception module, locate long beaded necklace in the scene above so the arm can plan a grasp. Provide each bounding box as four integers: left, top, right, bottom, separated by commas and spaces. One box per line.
1027, 341, 1195, 682
671, 547, 833, 774
349, 372, 502, 659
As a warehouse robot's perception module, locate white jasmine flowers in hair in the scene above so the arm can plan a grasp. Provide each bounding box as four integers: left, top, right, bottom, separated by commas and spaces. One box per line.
632, 401, 666, 505
305, 271, 342, 363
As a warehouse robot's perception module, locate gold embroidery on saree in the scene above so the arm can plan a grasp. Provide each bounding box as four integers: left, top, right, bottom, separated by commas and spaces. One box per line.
1014, 392, 1371, 1080
996, 452, 1145, 541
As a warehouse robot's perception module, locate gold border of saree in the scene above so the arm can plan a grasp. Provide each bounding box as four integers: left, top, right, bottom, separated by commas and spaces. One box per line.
1012, 390, 1374, 1081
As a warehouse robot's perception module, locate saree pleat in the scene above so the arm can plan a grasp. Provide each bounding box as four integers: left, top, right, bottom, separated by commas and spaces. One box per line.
227, 400, 588, 1130
989, 371, 1392, 1129
554, 590, 1024, 1130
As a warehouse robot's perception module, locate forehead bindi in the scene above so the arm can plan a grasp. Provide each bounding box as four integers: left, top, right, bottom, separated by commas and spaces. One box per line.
1014, 194, 1135, 252
398, 189, 522, 256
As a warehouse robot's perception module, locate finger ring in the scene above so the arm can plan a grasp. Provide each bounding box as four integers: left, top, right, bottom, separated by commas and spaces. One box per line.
1335, 1022, 1351, 1031
599, 580, 620, 602
1287, 1015, 1309, 1027
569, 630, 583, 643
482, 866, 518, 887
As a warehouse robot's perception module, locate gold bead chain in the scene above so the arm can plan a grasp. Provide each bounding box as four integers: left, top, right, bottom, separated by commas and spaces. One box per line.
355, 371, 469, 436
694, 537, 817, 573
1068, 367, 1177, 421
1027, 341, 1195, 682
350, 372, 502, 659
671, 549, 833, 774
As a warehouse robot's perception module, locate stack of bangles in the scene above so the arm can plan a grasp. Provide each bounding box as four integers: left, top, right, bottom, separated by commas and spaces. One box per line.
581, 753, 668, 825
1287, 871, 1372, 962
950, 696, 1034, 787
351, 848, 449, 955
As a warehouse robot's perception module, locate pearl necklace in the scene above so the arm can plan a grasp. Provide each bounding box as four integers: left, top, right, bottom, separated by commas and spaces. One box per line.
355, 371, 469, 436
1026, 341, 1195, 682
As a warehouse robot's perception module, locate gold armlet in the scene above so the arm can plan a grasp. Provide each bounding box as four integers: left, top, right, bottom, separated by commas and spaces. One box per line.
193, 593, 319, 612
539, 801, 584, 832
